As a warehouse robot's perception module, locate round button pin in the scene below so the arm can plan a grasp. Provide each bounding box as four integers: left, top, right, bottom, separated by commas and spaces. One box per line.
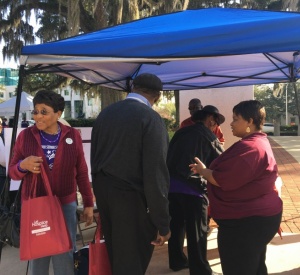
66, 138, 73, 144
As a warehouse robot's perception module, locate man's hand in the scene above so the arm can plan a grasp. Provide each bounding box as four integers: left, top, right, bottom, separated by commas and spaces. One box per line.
83, 207, 94, 227
151, 231, 171, 246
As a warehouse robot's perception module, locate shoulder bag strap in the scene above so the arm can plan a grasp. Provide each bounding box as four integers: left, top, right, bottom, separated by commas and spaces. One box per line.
94, 214, 104, 243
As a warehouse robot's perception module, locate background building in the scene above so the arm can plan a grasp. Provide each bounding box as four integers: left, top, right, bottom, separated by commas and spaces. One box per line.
0, 67, 101, 120
0, 68, 19, 101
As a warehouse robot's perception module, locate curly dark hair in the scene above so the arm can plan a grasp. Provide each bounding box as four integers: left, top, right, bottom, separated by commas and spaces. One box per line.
33, 90, 65, 113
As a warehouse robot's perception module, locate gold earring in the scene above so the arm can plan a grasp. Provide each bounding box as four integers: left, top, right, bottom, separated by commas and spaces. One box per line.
246, 126, 250, 133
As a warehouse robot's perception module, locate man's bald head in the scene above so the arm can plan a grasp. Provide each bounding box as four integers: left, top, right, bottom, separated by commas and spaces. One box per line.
188, 98, 203, 115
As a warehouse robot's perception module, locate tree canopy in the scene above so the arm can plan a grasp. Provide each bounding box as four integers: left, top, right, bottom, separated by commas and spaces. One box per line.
255, 84, 300, 124
1, 0, 299, 111
2, 0, 296, 65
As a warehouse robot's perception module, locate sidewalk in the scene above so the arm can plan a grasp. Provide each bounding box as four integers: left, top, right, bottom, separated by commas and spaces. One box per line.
1, 136, 300, 274
269, 136, 300, 233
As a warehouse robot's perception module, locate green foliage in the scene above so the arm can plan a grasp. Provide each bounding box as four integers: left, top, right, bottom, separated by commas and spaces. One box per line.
66, 118, 96, 127
168, 131, 175, 141
254, 85, 283, 121
23, 73, 68, 93
162, 118, 172, 130
154, 98, 178, 131
163, 118, 179, 132
280, 125, 297, 131
254, 84, 299, 123
280, 125, 298, 135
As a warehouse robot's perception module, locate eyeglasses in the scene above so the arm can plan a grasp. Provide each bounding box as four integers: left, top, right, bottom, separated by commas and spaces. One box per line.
213, 116, 220, 126
210, 121, 217, 127
31, 109, 53, 116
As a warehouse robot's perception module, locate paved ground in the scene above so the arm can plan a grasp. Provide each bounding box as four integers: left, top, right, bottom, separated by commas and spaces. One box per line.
1, 136, 300, 274
269, 137, 300, 233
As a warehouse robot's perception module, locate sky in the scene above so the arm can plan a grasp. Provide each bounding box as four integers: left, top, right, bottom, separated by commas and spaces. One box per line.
1, 12, 39, 69
0, 51, 19, 69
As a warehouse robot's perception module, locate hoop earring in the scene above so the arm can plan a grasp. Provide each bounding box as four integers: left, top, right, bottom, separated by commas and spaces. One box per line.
246, 126, 250, 133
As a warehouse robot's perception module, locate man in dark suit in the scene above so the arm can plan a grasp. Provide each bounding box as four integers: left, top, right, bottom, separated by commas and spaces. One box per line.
91, 73, 171, 274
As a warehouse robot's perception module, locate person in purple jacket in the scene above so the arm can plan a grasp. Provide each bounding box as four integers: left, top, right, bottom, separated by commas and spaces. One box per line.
190, 100, 283, 275
9, 90, 94, 275
167, 105, 224, 275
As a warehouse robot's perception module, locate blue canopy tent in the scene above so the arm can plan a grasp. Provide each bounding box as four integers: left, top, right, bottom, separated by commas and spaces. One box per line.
9, 8, 300, 153
19, 8, 300, 91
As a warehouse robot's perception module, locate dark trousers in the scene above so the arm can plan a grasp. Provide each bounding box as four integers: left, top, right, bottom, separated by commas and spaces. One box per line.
168, 193, 212, 275
0, 165, 6, 194
0, 176, 5, 194
215, 211, 282, 275
93, 172, 157, 275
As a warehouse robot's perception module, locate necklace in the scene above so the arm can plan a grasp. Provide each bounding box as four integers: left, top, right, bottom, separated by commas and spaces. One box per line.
40, 125, 61, 143
42, 124, 61, 135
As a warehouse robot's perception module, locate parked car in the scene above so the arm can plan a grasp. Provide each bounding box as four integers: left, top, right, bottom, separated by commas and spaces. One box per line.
27, 120, 35, 126
262, 123, 274, 135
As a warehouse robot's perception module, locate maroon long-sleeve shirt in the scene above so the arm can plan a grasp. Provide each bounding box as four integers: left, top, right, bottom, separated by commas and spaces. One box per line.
9, 122, 93, 207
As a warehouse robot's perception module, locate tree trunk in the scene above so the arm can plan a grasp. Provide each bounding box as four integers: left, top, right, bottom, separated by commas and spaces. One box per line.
112, 0, 124, 25
125, 0, 139, 21
93, 0, 108, 29
100, 87, 127, 110
98, 0, 141, 110
67, 0, 80, 36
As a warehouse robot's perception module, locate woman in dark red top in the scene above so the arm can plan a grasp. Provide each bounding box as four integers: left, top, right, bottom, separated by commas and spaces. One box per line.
190, 100, 282, 275
9, 90, 94, 275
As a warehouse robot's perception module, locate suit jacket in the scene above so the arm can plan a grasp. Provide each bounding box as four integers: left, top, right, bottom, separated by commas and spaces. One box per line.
91, 98, 170, 235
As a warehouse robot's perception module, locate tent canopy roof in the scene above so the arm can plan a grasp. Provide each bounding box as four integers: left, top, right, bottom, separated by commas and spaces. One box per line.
21, 8, 300, 91
0, 92, 33, 115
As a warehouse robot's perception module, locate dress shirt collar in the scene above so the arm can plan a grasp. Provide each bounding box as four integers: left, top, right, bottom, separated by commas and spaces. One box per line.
126, 93, 152, 108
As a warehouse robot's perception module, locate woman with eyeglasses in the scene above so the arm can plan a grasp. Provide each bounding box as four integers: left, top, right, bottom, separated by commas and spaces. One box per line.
9, 90, 94, 275
190, 100, 282, 275
167, 105, 225, 275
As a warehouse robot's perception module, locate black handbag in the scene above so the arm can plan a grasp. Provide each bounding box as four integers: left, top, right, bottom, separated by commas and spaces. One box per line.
0, 165, 6, 197
0, 177, 21, 261
0, 165, 5, 177
74, 245, 89, 275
